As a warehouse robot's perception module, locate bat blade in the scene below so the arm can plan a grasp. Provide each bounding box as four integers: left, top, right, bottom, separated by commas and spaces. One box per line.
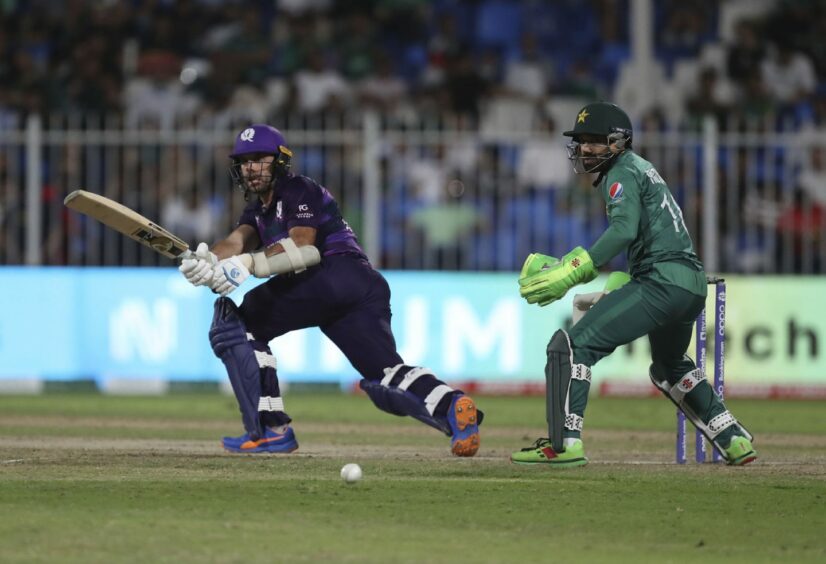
64, 189, 191, 259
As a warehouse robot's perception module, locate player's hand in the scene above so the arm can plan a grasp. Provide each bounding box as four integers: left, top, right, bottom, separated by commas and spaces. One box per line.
211, 255, 251, 296
572, 291, 604, 324
573, 291, 604, 311
519, 246, 598, 307
179, 242, 218, 287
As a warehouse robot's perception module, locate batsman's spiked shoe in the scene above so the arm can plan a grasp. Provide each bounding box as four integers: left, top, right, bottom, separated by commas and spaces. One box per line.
511, 438, 588, 467
448, 394, 480, 457
724, 436, 757, 466
222, 426, 298, 453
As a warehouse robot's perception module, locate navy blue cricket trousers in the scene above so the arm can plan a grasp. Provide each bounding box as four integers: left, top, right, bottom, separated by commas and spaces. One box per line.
238, 254, 403, 381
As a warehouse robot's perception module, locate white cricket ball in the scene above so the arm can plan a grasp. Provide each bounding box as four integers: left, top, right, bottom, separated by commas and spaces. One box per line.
340, 463, 362, 484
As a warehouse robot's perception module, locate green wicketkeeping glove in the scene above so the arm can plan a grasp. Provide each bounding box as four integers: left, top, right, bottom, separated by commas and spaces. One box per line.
519, 252, 559, 280
518, 246, 598, 307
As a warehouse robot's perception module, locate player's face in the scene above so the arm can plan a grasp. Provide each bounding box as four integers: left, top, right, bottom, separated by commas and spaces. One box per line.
567, 134, 621, 174
576, 134, 611, 170
238, 153, 276, 193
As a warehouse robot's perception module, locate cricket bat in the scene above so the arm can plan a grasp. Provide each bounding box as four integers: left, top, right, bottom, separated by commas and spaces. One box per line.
64, 189, 192, 260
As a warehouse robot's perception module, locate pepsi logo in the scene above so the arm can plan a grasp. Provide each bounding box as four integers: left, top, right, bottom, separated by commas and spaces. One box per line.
609, 182, 623, 200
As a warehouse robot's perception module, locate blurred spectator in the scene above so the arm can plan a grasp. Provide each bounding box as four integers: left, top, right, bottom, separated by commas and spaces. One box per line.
374, 0, 430, 46
760, 42, 817, 108
736, 71, 774, 123
639, 106, 669, 133
358, 52, 408, 111
516, 114, 572, 192
775, 186, 824, 273
123, 51, 199, 128
206, 10, 272, 87
502, 32, 552, 102
420, 13, 463, 89
291, 49, 351, 113
161, 187, 219, 245
658, 3, 713, 62
443, 114, 482, 181
726, 20, 764, 88
441, 50, 491, 120
685, 67, 733, 129
408, 175, 485, 270
64, 39, 123, 114
555, 58, 599, 99
477, 47, 504, 85
278, 0, 333, 18
798, 144, 826, 206
338, 13, 377, 80
270, 14, 317, 76
406, 145, 446, 206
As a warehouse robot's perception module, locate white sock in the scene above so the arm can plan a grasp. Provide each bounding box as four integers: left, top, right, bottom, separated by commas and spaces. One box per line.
563, 437, 581, 447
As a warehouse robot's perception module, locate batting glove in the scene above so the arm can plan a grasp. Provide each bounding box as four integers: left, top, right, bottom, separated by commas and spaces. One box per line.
179, 242, 218, 287
212, 255, 251, 296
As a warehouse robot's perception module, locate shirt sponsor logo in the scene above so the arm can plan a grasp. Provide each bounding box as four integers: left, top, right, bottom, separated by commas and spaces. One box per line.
298, 204, 309, 211
609, 182, 624, 200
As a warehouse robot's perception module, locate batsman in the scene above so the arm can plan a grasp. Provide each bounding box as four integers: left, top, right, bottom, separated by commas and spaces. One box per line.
511, 102, 757, 467
179, 124, 481, 457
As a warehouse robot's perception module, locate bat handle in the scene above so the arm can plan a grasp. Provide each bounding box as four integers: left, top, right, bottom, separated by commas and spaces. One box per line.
178, 249, 194, 261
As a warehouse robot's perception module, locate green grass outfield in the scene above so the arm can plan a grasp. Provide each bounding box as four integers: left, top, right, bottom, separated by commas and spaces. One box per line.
1, 393, 824, 563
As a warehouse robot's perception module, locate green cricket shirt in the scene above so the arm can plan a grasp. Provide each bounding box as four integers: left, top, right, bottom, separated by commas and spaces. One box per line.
588, 151, 707, 296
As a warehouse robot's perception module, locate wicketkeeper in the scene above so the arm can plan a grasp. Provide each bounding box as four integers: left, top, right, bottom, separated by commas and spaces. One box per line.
511, 102, 756, 467
179, 124, 482, 457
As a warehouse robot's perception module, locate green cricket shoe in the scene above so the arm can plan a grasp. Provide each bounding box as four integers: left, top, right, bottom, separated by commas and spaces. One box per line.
510, 438, 588, 468
724, 436, 757, 466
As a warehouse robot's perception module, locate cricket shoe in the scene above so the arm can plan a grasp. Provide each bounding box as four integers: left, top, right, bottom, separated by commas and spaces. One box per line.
723, 436, 757, 466
222, 426, 299, 453
448, 394, 480, 457
510, 438, 588, 468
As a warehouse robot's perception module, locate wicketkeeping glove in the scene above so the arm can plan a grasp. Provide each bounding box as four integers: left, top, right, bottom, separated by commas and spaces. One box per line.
518, 246, 598, 307
211, 255, 251, 296
179, 242, 218, 287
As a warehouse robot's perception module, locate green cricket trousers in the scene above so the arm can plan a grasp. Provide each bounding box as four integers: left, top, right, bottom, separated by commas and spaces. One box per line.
562, 275, 729, 440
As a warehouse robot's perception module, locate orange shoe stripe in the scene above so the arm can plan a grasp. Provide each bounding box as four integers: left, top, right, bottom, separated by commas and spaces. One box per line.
240, 434, 290, 450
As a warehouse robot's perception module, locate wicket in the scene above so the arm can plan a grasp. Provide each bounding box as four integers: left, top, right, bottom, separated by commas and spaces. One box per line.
676, 276, 726, 463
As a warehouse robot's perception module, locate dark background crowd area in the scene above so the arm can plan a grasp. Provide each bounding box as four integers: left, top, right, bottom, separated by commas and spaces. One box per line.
0, 0, 824, 130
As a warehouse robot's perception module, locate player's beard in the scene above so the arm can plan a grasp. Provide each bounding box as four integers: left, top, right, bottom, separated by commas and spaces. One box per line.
244, 173, 275, 195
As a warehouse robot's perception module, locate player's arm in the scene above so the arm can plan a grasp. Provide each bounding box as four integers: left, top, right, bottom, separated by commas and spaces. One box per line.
211, 226, 322, 296
211, 224, 261, 259
587, 189, 641, 268
261, 226, 316, 256
243, 226, 321, 277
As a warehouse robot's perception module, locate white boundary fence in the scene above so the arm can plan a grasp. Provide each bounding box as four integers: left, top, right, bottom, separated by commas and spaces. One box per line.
2, 113, 824, 273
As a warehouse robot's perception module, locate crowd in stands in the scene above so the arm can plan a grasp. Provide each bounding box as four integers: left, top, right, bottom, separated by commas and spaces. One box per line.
1, 0, 825, 273
2, 0, 823, 130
